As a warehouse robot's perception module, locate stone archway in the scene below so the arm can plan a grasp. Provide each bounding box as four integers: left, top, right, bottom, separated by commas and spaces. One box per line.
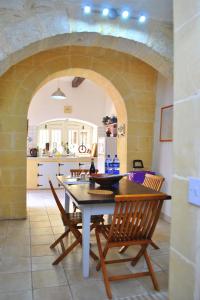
0, 45, 157, 219
34, 68, 127, 173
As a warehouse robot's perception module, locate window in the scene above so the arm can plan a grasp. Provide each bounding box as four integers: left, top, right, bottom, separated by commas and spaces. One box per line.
38, 129, 49, 149
68, 129, 78, 153
51, 129, 62, 151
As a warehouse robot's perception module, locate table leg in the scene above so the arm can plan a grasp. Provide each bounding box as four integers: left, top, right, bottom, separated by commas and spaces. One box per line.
82, 208, 91, 278
65, 192, 70, 213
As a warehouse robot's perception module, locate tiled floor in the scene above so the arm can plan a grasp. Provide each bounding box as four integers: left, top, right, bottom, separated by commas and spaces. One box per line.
0, 190, 170, 300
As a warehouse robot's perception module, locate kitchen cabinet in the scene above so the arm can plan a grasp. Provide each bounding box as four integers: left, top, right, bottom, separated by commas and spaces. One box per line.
37, 162, 58, 188
27, 159, 38, 189
27, 157, 95, 189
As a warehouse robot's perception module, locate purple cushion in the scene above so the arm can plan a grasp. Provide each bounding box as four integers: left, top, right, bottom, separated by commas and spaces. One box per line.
129, 171, 155, 184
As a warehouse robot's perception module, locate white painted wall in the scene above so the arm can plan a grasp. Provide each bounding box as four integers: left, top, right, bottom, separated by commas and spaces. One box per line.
153, 73, 173, 219
28, 77, 116, 127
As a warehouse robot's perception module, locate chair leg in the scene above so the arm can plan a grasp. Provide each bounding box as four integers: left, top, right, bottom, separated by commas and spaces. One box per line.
150, 240, 160, 250
50, 230, 70, 249
144, 249, 160, 291
96, 245, 109, 271
131, 245, 147, 266
96, 230, 112, 299
52, 238, 81, 265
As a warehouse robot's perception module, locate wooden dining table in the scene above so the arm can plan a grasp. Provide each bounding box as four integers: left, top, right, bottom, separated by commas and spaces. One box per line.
57, 176, 171, 278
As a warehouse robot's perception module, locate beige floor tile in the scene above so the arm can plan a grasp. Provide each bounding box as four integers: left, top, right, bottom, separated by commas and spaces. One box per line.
31, 234, 55, 245
7, 227, 30, 237
2, 243, 30, 257
0, 257, 31, 273
46, 210, 59, 216
138, 271, 169, 293
32, 269, 67, 289
52, 226, 65, 234
30, 221, 51, 228
0, 272, 31, 293
30, 227, 53, 236
0, 290, 32, 300
33, 285, 72, 300
151, 255, 169, 272
111, 278, 148, 299
70, 280, 108, 300
49, 220, 63, 227
8, 220, 30, 229
65, 266, 102, 286
29, 215, 49, 222
5, 234, 30, 245
31, 256, 60, 271
31, 244, 55, 257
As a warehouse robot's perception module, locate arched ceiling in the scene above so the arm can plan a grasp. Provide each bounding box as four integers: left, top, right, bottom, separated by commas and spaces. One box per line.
0, 0, 173, 77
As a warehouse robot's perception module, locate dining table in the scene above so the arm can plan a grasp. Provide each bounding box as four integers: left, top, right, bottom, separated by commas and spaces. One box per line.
57, 175, 171, 278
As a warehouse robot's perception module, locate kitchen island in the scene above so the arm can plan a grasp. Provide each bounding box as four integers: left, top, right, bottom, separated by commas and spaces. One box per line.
27, 156, 96, 189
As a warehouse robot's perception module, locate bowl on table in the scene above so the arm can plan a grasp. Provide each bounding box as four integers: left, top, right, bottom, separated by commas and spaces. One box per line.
90, 173, 128, 187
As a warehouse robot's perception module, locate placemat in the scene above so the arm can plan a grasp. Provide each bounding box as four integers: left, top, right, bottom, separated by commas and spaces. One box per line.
88, 190, 113, 195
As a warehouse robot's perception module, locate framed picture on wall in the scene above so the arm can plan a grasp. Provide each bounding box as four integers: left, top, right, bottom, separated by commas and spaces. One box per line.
160, 104, 173, 142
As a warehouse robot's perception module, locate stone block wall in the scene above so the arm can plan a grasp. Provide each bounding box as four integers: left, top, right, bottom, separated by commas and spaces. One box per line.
170, 1, 200, 299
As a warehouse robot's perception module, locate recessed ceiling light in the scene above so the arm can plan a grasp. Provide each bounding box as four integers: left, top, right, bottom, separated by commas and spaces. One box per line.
122, 10, 129, 19
84, 6, 91, 14
139, 15, 146, 23
102, 8, 109, 16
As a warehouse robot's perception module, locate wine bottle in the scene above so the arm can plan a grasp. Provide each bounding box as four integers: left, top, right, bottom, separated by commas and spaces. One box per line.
89, 158, 96, 175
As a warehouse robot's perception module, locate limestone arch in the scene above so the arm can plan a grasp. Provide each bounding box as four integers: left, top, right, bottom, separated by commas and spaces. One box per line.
0, 45, 157, 218
1, 33, 172, 78
30, 68, 128, 171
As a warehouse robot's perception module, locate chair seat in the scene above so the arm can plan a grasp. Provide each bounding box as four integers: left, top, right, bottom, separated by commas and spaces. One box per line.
62, 212, 104, 226
97, 224, 143, 242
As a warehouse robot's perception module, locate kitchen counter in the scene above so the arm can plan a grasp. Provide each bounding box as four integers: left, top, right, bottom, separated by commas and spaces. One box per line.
27, 156, 96, 162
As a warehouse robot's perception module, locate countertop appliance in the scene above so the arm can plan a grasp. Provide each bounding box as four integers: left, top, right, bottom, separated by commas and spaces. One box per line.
30, 148, 38, 157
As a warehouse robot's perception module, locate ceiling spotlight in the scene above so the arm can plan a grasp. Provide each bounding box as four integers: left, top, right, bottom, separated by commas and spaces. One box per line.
122, 10, 129, 19
139, 15, 146, 23
102, 8, 109, 16
84, 5, 91, 14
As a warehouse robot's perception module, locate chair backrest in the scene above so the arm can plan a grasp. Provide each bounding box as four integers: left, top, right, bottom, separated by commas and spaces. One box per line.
108, 194, 166, 243
49, 180, 68, 224
70, 169, 98, 177
142, 174, 164, 192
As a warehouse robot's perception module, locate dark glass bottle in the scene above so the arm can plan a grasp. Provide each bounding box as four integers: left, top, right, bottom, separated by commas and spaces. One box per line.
89, 158, 96, 175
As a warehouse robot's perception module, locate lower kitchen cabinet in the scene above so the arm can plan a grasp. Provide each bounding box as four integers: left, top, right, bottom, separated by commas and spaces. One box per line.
37, 162, 58, 188
27, 158, 94, 189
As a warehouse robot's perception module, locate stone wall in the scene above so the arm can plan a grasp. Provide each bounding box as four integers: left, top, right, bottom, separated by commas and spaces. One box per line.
170, 1, 200, 299
0, 46, 157, 219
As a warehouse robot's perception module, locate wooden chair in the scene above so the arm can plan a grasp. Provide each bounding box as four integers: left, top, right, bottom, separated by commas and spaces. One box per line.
142, 173, 164, 193
70, 168, 98, 178
142, 174, 165, 249
95, 193, 166, 299
70, 168, 98, 212
119, 174, 165, 254
49, 180, 103, 265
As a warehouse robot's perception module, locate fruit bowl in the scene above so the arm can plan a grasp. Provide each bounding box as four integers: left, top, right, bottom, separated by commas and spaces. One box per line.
90, 173, 128, 187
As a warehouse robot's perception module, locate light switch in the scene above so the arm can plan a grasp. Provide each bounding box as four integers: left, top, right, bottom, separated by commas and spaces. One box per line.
188, 177, 200, 207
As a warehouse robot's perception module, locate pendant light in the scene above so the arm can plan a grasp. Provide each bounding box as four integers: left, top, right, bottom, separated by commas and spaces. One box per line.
51, 80, 66, 100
